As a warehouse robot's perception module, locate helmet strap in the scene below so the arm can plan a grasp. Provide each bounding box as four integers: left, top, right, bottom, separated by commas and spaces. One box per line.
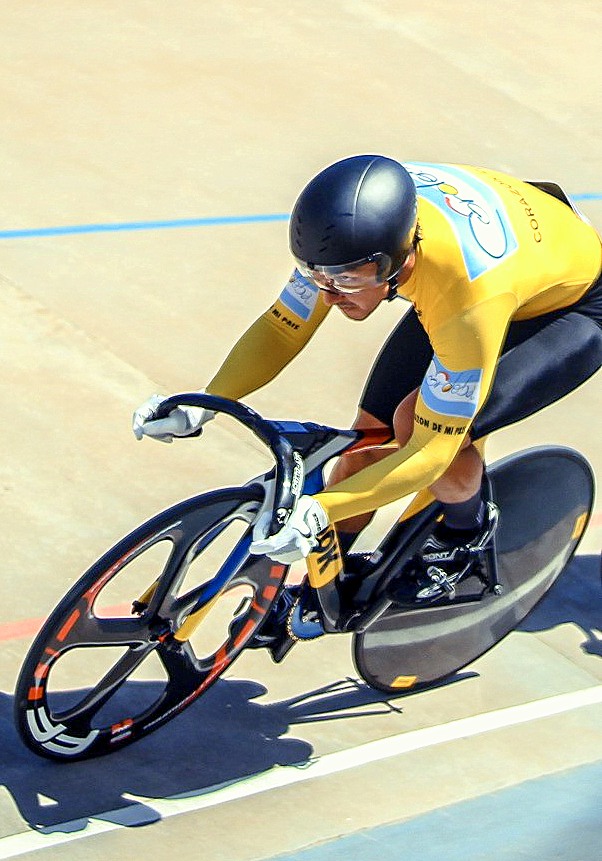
386, 241, 418, 301
385, 274, 399, 302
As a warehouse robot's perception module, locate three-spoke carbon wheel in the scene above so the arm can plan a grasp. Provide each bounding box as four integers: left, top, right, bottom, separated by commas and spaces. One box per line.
15, 487, 287, 760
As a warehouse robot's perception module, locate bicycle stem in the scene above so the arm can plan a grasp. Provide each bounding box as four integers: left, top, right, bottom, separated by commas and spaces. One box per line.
155, 393, 301, 536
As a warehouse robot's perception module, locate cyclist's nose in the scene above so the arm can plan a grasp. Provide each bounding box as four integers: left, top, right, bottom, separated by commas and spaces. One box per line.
322, 288, 346, 306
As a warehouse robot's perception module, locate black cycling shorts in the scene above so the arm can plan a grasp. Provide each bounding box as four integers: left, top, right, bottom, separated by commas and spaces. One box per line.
360, 271, 602, 440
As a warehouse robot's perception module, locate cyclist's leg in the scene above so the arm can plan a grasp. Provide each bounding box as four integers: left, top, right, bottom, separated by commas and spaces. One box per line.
393, 290, 602, 516
393, 388, 483, 498
393, 388, 486, 534
388, 299, 602, 603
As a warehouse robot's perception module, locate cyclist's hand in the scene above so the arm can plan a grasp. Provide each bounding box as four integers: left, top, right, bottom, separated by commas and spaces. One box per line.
132, 394, 215, 443
249, 495, 329, 564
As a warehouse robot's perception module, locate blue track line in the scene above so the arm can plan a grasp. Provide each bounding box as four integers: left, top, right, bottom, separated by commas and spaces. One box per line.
0, 212, 289, 239
573, 193, 602, 201
0, 195, 600, 240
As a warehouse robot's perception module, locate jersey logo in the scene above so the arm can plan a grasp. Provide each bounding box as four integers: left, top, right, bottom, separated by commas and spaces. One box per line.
279, 270, 319, 321
420, 354, 483, 419
404, 162, 518, 281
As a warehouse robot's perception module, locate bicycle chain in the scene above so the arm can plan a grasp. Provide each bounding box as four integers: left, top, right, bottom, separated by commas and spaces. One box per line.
285, 596, 302, 643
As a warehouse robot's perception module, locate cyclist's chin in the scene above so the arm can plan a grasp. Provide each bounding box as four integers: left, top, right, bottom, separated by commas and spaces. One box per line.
337, 303, 379, 321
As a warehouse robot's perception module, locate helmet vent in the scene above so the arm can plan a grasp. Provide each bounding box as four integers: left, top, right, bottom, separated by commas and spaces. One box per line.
319, 219, 341, 254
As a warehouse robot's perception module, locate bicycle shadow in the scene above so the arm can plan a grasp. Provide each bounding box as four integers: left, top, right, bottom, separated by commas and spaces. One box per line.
1, 673, 447, 833
518, 553, 602, 656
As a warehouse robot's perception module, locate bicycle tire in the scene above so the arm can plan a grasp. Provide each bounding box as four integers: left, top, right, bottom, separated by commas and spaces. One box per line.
14, 485, 286, 760
353, 446, 595, 694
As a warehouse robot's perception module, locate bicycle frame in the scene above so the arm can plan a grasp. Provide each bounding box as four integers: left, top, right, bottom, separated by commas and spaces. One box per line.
153, 393, 513, 652
154, 393, 506, 645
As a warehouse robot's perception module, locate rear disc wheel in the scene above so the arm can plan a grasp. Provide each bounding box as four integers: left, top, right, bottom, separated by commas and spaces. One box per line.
354, 447, 595, 693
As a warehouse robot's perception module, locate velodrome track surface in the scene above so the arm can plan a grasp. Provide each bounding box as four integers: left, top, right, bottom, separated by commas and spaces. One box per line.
1, 3, 600, 859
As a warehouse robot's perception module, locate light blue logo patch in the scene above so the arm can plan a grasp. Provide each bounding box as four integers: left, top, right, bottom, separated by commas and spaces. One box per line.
279, 270, 319, 321
420, 354, 483, 419
404, 162, 518, 281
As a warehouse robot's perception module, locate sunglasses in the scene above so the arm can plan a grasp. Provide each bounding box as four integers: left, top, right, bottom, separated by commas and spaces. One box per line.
295, 254, 395, 295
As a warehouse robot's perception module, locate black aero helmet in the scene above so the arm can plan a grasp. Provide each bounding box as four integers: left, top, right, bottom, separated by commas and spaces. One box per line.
289, 155, 418, 283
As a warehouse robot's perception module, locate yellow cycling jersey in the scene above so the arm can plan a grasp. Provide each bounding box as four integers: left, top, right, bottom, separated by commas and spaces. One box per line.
207, 163, 601, 524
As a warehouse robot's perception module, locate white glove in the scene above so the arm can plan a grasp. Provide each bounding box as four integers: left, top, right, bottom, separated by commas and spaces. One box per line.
249, 495, 329, 564
132, 393, 215, 443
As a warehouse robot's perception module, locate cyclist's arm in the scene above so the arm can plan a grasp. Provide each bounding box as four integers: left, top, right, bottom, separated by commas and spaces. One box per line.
315, 292, 518, 523
206, 272, 329, 400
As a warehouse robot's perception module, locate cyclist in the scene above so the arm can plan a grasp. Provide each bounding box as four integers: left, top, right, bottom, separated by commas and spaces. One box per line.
133, 155, 602, 640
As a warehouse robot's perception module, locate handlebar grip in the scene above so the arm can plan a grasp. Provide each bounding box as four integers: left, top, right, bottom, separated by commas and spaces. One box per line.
154, 393, 302, 536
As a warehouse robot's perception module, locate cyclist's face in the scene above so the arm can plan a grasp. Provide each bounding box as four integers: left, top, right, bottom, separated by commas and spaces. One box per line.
314, 262, 388, 320
316, 252, 417, 319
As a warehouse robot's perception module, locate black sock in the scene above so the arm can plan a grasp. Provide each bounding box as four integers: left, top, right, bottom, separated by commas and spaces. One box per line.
438, 490, 485, 542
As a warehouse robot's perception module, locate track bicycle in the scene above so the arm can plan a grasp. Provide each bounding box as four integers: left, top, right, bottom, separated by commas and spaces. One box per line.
15, 394, 595, 760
